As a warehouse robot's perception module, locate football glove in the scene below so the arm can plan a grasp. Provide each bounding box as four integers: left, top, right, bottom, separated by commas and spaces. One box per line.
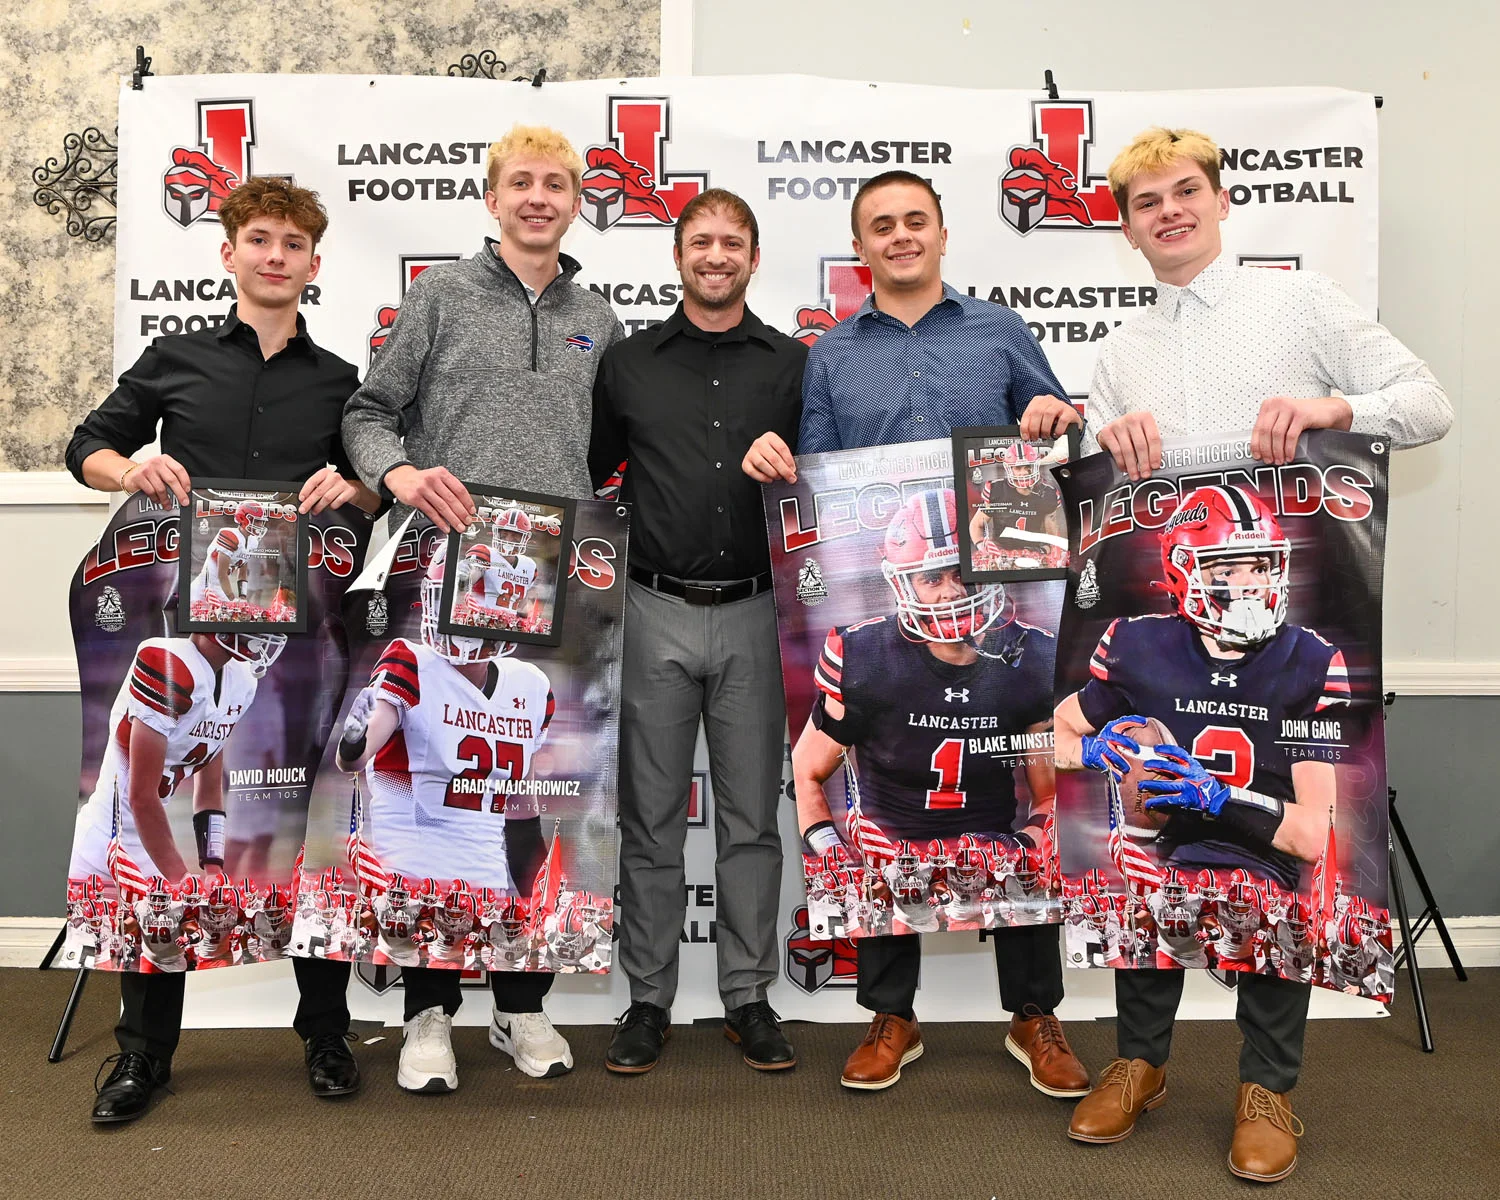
1080, 714, 1144, 782
339, 686, 380, 761
1140, 744, 1284, 845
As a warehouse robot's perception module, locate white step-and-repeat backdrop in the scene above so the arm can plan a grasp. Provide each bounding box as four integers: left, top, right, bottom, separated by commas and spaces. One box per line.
114, 73, 1381, 1024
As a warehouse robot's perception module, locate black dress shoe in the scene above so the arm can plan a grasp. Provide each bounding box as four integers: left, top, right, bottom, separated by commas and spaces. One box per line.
725, 1000, 797, 1071
305, 1032, 361, 1097
606, 1001, 670, 1074
92, 1051, 170, 1124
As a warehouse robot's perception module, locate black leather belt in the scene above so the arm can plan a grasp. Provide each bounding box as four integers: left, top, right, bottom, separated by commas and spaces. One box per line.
629, 566, 773, 606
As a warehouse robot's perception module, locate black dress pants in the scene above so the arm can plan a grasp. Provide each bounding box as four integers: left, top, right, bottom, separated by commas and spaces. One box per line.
401, 967, 553, 1023
116, 956, 352, 1062
855, 925, 1065, 1016
1114, 968, 1312, 1092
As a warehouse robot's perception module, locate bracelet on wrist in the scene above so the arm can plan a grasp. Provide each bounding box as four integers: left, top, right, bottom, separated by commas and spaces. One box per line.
119, 463, 139, 492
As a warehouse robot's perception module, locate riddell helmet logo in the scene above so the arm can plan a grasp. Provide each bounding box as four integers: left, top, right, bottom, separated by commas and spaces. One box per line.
369, 255, 460, 365
579, 97, 708, 231
163, 100, 262, 227
790, 256, 873, 346
998, 100, 1121, 235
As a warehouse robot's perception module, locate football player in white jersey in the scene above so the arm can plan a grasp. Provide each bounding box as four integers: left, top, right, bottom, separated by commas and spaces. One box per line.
457, 507, 541, 632
1138, 869, 1214, 969
189, 501, 270, 621
68, 624, 285, 889
335, 542, 555, 890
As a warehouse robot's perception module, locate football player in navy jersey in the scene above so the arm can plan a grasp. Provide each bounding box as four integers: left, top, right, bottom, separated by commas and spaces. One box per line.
1056, 484, 1349, 888
793, 487, 1088, 1096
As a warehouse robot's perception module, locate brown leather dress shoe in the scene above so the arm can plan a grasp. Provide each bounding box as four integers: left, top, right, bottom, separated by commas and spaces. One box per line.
1067, 1057, 1167, 1143
1229, 1082, 1303, 1182
1005, 1005, 1091, 1098
840, 1013, 923, 1091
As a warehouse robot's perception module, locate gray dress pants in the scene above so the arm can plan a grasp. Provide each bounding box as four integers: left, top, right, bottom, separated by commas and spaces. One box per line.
617, 580, 786, 1010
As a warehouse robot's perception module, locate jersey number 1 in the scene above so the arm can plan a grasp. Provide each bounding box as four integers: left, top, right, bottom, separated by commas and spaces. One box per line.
926, 738, 967, 809
445, 735, 524, 813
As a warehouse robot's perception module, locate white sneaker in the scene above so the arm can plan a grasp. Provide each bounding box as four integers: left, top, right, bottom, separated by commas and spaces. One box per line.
398, 1006, 457, 1093
489, 1008, 574, 1078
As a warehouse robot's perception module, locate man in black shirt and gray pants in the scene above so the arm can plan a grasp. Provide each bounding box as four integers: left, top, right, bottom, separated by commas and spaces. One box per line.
590, 190, 804, 1073
66, 178, 378, 1124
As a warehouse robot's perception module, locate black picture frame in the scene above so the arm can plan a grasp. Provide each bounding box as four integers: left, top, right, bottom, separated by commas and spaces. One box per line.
436, 483, 575, 649
177, 479, 311, 634
951, 425, 1080, 584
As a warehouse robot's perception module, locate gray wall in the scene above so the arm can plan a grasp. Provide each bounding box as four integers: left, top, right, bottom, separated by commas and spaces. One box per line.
4, 691, 1496, 919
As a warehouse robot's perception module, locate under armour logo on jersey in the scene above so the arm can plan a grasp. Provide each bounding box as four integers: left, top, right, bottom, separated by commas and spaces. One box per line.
1210, 672, 1238, 688
513, 696, 526, 709
944, 688, 970, 703
225, 704, 244, 716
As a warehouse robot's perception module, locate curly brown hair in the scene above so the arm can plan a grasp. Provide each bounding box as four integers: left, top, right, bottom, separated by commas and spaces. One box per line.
218, 177, 330, 247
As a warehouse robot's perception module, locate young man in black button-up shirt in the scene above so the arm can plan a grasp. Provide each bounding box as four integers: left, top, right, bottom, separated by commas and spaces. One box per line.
66, 178, 377, 1125
589, 190, 805, 1073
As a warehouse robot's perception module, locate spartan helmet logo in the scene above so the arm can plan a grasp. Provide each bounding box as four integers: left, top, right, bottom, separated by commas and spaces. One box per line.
580, 159, 628, 231
998, 163, 1049, 234
163, 159, 214, 227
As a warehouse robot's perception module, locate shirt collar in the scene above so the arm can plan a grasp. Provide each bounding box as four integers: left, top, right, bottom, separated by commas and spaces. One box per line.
854, 282, 965, 325
481, 238, 579, 302
650, 304, 779, 349
216, 305, 313, 355
1153, 254, 1234, 320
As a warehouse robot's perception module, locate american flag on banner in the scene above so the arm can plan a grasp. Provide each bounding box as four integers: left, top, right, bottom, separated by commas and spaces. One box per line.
1310, 811, 1338, 924
291, 842, 306, 892
1108, 783, 1163, 896
107, 784, 150, 899
844, 756, 897, 867
345, 784, 389, 894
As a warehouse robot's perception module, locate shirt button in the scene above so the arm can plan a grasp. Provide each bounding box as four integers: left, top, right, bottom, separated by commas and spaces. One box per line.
913, 370, 921, 377
914, 415, 925, 423
252, 450, 261, 458
256, 405, 264, 413
715, 461, 722, 469
717, 506, 724, 513
712, 380, 720, 387
713, 421, 721, 428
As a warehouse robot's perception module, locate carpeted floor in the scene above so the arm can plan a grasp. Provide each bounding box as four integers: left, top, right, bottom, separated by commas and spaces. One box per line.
2, 967, 1494, 1199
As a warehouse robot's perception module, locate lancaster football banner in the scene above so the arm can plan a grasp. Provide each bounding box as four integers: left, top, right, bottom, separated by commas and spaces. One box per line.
61, 491, 371, 972
767, 440, 1066, 939
288, 502, 627, 974
115, 76, 1377, 400
1052, 430, 1395, 1001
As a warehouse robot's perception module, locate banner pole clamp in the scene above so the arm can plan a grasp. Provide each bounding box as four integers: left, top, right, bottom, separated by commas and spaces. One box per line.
1043, 69, 1058, 100
131, 46, 153, 91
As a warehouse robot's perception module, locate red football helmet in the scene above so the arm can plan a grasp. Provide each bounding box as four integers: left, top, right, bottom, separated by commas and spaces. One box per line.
234, 500, 269, 539
492, 506, 533, 556
881, 489, 1005, 643
1159, 485, 1289, 649
953, 835, 987, 883
578, 895, 608, 927
264, 883, 292, 918
925, 839, 954, 869
1336, 910, 1366, 947
177, 874, 205, 907
498, 895, 530, 939
1196, 869, 1225, 901
1284, 899, 1312, 939
1161, 868, 1192, 905
207, 881, 239, 917
146, 875, 175, 913
1083, 868, 1108, 897
1001, 441, 1043, 491
894, 841, 921, 874
385, 873, 411, 907
1014, 848, 1045, 892
1225, 880, 1259, 914
443, 881, 475, 920
84, 874, 108, 903
421, 541, 511, 664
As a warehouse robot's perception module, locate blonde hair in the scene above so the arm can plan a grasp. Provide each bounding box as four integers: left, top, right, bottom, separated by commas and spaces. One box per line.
486, 124, 584, 194
1107, 127, 1221, 215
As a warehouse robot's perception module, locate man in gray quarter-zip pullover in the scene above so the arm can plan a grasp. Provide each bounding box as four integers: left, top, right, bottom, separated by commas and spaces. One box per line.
343, 132, 624, 528
341, 125, 623, 1096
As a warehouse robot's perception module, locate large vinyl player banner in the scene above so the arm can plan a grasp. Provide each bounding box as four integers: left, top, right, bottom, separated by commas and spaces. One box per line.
62, 491, 370, 972
1052, 430, 1394, 1001
288, 502, 626, 974
115, 76, 1376, 409
767, 440, 1065, 939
